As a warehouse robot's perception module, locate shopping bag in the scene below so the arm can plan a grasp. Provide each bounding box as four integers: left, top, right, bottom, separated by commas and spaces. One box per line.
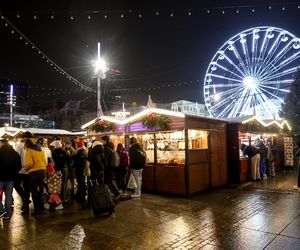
127, 172, 137, 190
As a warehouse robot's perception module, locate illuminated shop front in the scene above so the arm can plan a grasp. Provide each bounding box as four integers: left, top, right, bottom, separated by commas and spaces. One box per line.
227, 116, 292, 183
82, 108, 227, 196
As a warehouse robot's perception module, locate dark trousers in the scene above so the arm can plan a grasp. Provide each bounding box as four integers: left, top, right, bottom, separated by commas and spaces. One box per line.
28, 170, 45, 212
14, 173, 30, 205
104, 170, 120, 196
117, 167, 128, 191
60, 168, 68, 201
75, 167, 86, 203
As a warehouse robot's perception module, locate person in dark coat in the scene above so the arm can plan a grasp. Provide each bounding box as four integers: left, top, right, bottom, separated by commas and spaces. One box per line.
89, 141, 107, 184
50, 140, 68, 201
257, 140, 268, 180
129, 137, 146, 198
0, 139, 22, 220
73, 140, 88, 203
101, 135, 122, 201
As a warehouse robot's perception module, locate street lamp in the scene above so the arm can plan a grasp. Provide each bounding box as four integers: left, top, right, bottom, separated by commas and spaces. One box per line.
93, 42, 108, 117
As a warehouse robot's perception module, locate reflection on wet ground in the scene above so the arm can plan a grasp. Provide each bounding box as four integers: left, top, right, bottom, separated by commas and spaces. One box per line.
0, 169, 299, 249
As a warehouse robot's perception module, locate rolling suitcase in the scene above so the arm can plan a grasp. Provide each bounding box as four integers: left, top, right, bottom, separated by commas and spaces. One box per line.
88, 180, 114, 216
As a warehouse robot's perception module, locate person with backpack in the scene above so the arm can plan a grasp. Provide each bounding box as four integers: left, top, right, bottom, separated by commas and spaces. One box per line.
101, 135, 122, 201
241, 143, 261, 181
117, 143, 130, 193
129, 137, 146, 198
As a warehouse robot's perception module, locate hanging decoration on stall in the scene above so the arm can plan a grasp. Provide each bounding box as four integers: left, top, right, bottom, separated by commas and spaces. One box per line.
90, 119, 115, 132
141, 113, 171, 130
241, 119, 281, 133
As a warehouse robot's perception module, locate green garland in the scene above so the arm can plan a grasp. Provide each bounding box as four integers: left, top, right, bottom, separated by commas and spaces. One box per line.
141, 113, 171, 130
90, 119, 115, 133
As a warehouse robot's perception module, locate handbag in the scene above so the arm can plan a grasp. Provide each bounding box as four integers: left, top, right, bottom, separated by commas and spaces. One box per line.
127, 172, 137, 189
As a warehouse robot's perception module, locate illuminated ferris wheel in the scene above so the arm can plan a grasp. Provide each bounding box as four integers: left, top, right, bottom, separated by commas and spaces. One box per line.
204, 26, 300, 119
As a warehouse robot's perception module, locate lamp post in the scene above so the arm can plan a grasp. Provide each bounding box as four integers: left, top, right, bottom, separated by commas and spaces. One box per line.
93, 42, 108, 118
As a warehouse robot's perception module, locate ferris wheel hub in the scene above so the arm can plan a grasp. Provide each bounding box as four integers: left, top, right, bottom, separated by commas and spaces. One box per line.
243, 76, 258, 89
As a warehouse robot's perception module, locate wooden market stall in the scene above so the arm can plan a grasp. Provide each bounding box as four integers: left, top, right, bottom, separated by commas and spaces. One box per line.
82, 107, 227, 196
226, 116, 292, 183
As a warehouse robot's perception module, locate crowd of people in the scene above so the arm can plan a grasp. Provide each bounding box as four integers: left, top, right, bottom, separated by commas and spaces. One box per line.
241, 139, 277, 181
0, 132, 146, 220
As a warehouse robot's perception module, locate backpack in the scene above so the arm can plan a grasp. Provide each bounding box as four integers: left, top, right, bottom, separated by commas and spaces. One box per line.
110, 150, 120, 168
135, 149, 147, 167
119, 151, 129, 168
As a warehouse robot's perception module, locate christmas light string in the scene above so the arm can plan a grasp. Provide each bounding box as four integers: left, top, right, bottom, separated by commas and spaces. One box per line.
1, 3, 300, 20
0, 15, 96, 94
0, 79, 199, 99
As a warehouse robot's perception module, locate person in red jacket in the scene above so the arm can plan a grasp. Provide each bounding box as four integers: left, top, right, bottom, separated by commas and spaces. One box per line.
117, 143, 130, 193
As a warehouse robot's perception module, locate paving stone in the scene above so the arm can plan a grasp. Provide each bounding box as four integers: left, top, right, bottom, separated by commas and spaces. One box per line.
280, 216, 300, 239
265, 235, 300, 250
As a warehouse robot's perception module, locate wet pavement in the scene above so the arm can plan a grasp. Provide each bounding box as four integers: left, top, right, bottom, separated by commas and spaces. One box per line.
0, 170, 300, 250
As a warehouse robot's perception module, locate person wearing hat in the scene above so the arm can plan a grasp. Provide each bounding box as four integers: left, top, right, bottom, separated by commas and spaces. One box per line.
14, 131, 33, 214
73, 140, 88, 203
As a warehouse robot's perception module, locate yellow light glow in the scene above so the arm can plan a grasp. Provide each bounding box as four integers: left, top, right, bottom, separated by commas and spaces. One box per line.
241, 116, 291, 130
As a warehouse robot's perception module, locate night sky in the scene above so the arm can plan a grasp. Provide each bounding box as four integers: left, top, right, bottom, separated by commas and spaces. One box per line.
1, 0, 300, 113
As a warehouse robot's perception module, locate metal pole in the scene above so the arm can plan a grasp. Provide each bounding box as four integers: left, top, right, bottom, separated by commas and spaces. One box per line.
97, 42, 103, 117
9, 85, 13, 126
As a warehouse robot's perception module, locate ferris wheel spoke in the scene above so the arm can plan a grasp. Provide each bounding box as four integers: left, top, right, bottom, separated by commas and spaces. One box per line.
254, 90, 278, 117
215, 63, 245, 80
225, 43, 250, 75
260, 66, 298, 82
262, 51, 300, 80
209, 73, 243, 83
216, 85, 245, 97
259, 41, 294, 78
258, 84, 290, 93
261, 79, 293, 85
241, 39, 253, 75
210, 88, 244, 111
254, 31, 270, 74
227, 89, 251, 117
258, 86, 285, 102
223, 54, 248, 76
255, 34, 283, 76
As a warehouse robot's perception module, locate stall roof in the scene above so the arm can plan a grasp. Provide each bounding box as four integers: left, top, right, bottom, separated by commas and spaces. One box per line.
0, 127, 24, 137
224, 115, 291, 130
81, 107, 186, 129
0, 127, 86, 137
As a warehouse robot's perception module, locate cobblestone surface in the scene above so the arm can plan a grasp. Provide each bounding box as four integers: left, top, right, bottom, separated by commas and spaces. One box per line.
0, 170, 300, 249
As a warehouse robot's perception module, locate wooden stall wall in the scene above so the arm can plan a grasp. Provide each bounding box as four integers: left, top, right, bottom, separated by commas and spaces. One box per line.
188, 150, 209, 193
226, 123, 241, 183
209, 123, 227, 188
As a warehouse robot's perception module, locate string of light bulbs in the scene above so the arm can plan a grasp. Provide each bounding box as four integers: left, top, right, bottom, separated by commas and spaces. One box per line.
1, 3, 300, 20
0, 14, 96, 94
